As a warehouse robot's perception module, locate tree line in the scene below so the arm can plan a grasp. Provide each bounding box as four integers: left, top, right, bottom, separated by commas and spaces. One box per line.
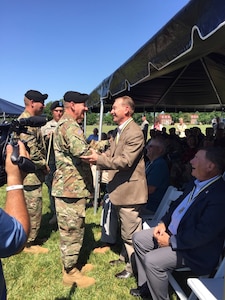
43, 102, 224, 126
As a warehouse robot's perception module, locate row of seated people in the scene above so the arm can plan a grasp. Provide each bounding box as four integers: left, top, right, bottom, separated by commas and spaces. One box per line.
130, 143, 225, 299
94, 124, 225, 216
147, 125, 225, 190
136, 129, 225, 299
95, 124, 223, 218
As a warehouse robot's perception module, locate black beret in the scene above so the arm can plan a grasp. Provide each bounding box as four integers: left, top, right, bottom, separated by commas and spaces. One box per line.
63, 91, 89, 103
25, 90, 48, 103
50, 100, 64, 111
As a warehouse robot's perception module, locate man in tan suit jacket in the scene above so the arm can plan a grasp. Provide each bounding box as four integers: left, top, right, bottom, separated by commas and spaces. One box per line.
81, 96, 148, 278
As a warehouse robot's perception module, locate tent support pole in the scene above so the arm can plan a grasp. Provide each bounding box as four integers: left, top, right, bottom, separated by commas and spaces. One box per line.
156, 65, 188, 107
200, 58, 223, 106
83, 111, 87, 136
93, 98, 104, 215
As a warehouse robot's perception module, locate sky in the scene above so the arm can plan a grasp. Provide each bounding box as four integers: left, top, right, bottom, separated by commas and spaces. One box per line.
1, 0, 190, 107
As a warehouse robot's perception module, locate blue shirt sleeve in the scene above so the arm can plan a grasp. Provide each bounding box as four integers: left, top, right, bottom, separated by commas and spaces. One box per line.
0, 209, 27, 258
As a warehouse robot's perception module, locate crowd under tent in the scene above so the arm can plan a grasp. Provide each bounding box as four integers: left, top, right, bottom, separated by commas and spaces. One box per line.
88, 0, 225, 213
88, 0, 225, 114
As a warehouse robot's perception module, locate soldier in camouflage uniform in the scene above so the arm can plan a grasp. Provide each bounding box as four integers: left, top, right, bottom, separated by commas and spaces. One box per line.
41, 100, 64, 225
18, 90, 49, 254
52, 91, 95, 288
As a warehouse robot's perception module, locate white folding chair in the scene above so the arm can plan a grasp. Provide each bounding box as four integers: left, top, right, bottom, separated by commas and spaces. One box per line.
142, 185, 183, 229
187, 257, 225, 300
169, 248, 225, 300
222, 171, 225, 181
168, 267, 196, 300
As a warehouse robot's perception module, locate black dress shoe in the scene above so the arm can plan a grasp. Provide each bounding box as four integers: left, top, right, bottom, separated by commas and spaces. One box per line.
115, 269, 133, 279
130, 284, 151, 298
109, 259, 124, 266
130, 288, 143, 297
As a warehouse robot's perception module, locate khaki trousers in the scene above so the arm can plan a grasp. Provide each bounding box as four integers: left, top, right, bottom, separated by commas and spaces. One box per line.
115, 204, 143, 273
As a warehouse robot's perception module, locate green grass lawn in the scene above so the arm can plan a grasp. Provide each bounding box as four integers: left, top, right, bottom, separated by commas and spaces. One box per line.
0, 184, 139, 300
0, 184, 183, 300
86, 124, 210, 140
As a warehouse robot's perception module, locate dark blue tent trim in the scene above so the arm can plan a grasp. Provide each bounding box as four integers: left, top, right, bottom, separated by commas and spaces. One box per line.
0, 98, 24, 117
88, 0, 225, 112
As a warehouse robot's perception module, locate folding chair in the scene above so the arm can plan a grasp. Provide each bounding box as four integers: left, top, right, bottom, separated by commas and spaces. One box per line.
169, 247, 225, 300
168, 267, 196, 300
187, 256, 225, 300
142, 185, 183, 229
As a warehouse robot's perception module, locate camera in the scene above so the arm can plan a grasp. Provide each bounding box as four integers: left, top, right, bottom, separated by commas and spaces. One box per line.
0, 116, 47, 187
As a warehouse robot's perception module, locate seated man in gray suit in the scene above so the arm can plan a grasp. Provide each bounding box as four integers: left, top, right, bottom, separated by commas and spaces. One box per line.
130, 146, 225, 299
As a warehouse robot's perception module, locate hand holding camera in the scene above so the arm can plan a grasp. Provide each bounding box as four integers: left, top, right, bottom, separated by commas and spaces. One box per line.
0, 116, 47, 186
5, 140, 30, 185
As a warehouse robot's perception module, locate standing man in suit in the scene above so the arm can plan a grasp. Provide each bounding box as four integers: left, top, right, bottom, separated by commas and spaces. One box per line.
130, 146, 225, 299
140, 115, 149, 144
81, 95, 148, 279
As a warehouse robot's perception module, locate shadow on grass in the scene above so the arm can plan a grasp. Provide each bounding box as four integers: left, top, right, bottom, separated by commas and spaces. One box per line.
55, 284, 76, 300
36, 212, 58, 244
79, 221, 123, 266
78, 222, 100, 265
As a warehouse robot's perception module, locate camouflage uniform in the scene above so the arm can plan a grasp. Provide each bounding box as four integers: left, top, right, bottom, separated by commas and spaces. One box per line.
52, 112, 94, 270
41, 119, 58, 214
18, 110, 47, 243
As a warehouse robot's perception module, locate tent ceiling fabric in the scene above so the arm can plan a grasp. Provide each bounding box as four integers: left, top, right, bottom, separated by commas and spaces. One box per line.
0, 98, 24, 116
88, 0, 225, 112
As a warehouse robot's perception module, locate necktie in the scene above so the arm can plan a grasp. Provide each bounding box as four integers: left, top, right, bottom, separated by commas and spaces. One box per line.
116, 128, 121, 144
